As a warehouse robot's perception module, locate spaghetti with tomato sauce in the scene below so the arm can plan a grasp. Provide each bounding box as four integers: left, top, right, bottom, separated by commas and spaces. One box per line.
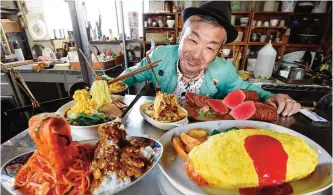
14, 113, 95, 195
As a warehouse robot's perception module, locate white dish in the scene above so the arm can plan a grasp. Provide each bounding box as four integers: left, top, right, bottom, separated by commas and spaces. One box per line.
222, 49, 231, 56
158, 120, 332, 195
1, 138, 163, 195
56, 101, 112, 139
270, 19, 280, 26
140, 100, 189, 131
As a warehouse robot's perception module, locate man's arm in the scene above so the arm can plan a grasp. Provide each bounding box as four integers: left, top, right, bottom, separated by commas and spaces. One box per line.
121, 56, 153, 87
226, 62, 274, 101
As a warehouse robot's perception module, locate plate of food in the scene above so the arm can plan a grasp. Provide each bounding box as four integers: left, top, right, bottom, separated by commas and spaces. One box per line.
57, 80, 127, 139
1, 113, 163, 195
100, 75, 128, 96
184, 90, 277, 122
140, 92, 189, 130
108, 79, 128, 96
158, 120, 332, 195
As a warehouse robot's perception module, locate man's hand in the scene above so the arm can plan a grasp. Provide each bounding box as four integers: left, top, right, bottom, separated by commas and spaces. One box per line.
265, 94, 301, 116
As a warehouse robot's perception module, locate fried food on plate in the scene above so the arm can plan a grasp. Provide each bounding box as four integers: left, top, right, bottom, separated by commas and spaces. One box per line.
172, 129, 209, 156
172, 137, 188, 159
180, 133, 201, 148
187, 129, 208, 138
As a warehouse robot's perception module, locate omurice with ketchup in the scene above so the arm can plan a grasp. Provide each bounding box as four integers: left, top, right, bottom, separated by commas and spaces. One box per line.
172, 128, 318, 194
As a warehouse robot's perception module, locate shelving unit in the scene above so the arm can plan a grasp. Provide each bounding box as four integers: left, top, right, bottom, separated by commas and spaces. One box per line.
142, 12, 180, 54
141, 8, 331, 72
89, 40, 122, 44
235, 10, 331, 70
125, 40, 143, 67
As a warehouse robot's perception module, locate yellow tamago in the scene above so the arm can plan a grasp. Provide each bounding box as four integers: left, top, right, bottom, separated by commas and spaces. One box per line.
188, 129, 318, 189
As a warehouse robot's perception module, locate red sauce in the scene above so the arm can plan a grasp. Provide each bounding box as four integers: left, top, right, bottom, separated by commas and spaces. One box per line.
239, 135, 292, 195
239, 183, 293, 195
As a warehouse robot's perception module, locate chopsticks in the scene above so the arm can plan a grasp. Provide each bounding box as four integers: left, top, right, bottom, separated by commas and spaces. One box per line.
89, 44, 106, 75
79, 47, 162, 86
146, 54, 161, 92
107, 59, 162, 84
78, 49, 99, 78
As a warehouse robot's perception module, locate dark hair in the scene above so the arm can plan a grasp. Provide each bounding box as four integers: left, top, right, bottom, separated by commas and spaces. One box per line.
181, 15, 227, 46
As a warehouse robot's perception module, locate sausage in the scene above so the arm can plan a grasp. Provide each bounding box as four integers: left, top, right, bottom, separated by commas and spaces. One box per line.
251, 102, 277, 122
241, 90, 260, 101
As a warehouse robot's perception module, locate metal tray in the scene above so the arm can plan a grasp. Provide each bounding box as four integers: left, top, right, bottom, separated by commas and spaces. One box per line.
275, 75, 315, 85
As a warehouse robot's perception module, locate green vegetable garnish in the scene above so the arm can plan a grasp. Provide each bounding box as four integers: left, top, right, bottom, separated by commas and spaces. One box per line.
223, 127, 239, 132
211, 129, 221, 135
67, 111, 112, 126
211, 127, 239, 136
198, 110, 205, 119
198, 110, 216, 119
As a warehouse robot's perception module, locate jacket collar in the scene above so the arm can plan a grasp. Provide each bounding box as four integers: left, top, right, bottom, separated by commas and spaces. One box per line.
200, 58, 219, 96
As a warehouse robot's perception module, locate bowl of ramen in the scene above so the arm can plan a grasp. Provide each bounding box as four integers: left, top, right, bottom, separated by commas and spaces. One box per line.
57, 80, 127, 139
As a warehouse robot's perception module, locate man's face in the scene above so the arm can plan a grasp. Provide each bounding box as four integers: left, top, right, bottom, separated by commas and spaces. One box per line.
178, 16, 227, 74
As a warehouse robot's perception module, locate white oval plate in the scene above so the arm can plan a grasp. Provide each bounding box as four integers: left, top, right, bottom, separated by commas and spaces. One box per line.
158, 120, 332, 195
1, 137, 163, 195
140, 101, 189, 131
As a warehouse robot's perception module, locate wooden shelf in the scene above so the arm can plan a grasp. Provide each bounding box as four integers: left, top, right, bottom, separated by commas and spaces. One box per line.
1, 8, 19, 15
235, 25, 249, 28
226, 42, 246, 46
90, 40, 122, 44
145, 27, 175, 30
252, 26, 287, 29
144, 12, 176, 15
232, 11, 251, 14
143, 41, 175, 45
248, 42, 284, 46
286, 44, 321, 48
126, 39, 142, 42
254, 11, 294, 15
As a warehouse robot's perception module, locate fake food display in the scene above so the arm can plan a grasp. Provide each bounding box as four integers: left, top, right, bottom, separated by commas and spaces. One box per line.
90, 119, 162, 194
172, 127, 318, 194
12, 113, 162, 195
141, 92, 187, 123
14, 113, 95, 194
66, 80, 126, 126
184, 90, 277, 121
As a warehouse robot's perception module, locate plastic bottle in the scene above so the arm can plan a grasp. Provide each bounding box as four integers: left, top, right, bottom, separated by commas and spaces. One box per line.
13, 41, 25, 61
254, 41, 277, 79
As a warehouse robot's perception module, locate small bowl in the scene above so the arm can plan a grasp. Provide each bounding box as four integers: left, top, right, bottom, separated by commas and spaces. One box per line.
140, 101, 189, 130
270, 19, 279, 26
111, 83, 128, 96
167, 20, 175, 28
222, 49, 231, 56
240, 17, 249, 26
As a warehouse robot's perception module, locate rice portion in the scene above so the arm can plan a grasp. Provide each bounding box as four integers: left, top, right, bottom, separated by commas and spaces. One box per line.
93, 173, 131, 195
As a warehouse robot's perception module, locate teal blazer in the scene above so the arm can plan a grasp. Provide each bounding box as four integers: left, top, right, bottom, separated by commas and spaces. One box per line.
122, 45, 274, 101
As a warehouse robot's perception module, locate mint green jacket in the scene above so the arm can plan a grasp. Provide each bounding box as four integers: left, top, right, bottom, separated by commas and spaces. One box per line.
122, 45, 274, 101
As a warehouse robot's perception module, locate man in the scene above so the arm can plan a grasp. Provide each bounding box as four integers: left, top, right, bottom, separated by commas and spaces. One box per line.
122, 1, 300, 116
